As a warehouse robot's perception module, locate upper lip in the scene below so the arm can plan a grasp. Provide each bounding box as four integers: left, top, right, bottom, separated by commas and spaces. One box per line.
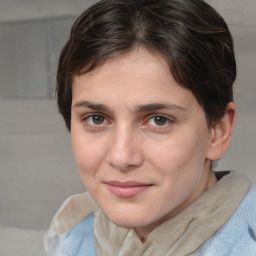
105, 180, 151, 187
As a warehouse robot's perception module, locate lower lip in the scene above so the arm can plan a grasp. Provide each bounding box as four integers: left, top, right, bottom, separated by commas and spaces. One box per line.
106, 184, 151, 198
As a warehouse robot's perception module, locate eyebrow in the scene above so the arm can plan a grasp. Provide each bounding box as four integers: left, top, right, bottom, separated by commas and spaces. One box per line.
135, 103, 186, 113
73, 101, 186, 113
73, 101, 110, 112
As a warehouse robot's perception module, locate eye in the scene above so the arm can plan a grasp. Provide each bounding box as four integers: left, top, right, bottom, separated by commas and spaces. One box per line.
83, 114, 107, 126
147, 115, 171, 127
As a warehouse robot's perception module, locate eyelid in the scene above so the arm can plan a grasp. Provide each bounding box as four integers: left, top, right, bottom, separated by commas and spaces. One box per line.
147, 113, 174, 121
81, 112, 110, 126
144, 114, 174, 127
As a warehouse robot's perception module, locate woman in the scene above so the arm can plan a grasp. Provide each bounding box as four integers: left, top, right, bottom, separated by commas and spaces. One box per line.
45, 0, 256, 255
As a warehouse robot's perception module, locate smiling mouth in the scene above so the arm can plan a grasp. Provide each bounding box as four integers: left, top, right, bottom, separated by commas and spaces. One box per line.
105, 181, 152, 198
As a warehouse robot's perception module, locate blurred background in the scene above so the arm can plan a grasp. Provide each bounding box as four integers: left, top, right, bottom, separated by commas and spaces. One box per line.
0, 0, 255, 255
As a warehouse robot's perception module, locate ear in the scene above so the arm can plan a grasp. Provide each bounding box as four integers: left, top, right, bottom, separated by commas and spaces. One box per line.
206, 102, 236, 160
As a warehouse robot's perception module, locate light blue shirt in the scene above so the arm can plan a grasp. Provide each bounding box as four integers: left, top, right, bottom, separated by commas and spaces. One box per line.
190, 185, 256, 256
57, 213, 96, 256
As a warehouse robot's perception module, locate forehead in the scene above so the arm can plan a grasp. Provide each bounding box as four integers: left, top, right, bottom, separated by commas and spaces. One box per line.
72, 48, 201, 113
78, 48, 170, 85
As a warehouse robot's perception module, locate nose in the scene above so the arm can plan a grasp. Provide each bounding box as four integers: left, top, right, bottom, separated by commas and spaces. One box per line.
106, 126, 144, 171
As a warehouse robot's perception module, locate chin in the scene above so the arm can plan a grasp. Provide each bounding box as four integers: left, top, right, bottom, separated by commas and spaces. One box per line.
105, 211, 152, 229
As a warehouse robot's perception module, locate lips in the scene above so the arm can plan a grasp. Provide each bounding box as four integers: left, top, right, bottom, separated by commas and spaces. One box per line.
105, 181, 152, 198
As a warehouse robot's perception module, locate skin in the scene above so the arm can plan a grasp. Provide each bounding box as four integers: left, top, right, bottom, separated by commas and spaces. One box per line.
70, 48, 235, 242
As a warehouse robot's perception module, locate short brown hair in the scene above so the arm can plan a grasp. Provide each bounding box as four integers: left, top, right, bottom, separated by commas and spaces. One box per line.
57, 0, 236, 131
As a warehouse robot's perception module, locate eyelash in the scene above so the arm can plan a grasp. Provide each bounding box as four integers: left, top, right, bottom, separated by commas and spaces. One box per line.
145, 114, 173, 128
81, 113, 109, 126
81, 113, 174, 130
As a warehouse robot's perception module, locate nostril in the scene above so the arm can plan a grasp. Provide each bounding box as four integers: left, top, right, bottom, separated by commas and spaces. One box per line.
248, 226, 256, 242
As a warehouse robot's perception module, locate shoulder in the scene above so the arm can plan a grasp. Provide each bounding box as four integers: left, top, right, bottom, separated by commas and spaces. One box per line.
56, 213, 97, 256
44, 192, 98, 253
192, 185, 256, 256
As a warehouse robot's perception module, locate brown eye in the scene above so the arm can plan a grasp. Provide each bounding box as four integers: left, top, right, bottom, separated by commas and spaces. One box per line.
92, 115, 105, 125
154, 116, 167, 126
84, 114, 107, 126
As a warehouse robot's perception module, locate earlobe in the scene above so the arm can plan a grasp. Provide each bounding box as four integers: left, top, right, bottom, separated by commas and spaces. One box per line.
206, 102, 236, 160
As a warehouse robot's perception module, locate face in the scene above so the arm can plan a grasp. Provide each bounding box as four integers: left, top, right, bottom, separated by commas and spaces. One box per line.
71, 48, 215, 235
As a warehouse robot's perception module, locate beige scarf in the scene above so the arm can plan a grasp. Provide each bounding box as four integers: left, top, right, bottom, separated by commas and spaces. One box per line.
45, 172, 250, 256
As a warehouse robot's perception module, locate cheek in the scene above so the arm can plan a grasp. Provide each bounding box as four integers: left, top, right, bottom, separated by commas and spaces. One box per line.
148, 130, 209, 176
72, 141, 105, 194
149, 135, 209, 204
71, 132, 104, 179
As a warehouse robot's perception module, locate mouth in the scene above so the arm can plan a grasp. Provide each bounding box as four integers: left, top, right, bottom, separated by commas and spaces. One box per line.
105, 181, 152, 198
